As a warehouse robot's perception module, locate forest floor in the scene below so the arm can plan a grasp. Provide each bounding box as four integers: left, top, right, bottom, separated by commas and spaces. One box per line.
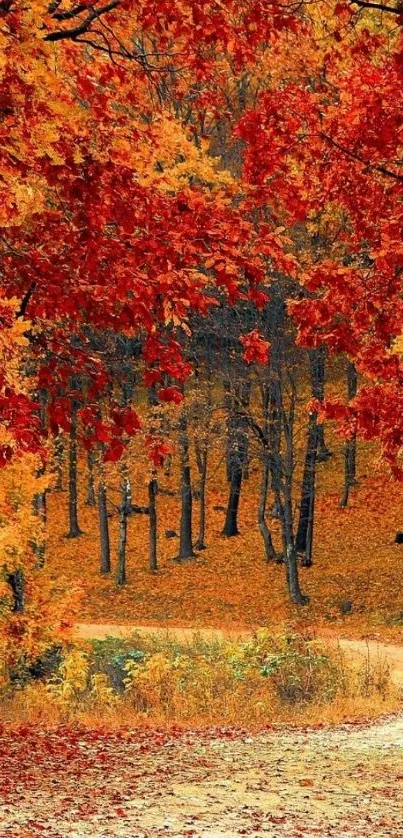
1, 711, 403, 837
45, 444, 403, 641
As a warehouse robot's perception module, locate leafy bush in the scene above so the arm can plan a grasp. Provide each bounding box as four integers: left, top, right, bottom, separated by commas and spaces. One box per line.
242, 630, 344, 704
2, 630, 394, 726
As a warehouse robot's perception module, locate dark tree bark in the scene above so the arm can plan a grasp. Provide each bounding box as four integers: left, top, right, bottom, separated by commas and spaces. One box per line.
67, 397, 82, 538
178, 412, 195, 560
310, 346, 331, 461
222, 461, 242, 536
295, 410, 318, 566
116, 475, 131, 585
194, 438, 208, 550
86, 449, 96, 507
98, 479, 111, 574
222, 380, 250, 537
268, 286, 308, 604
53, 433, 64, 492
6, 569, 24, 613
258, 455, 277, 561
148, 476, 158, 571
115, 354, 136, 583
223, 377, 233, 483
340, 361, 358, 508
32, 388, 47, 566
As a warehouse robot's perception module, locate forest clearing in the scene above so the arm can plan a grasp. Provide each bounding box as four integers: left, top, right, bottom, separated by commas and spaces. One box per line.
1, 0, 403, 834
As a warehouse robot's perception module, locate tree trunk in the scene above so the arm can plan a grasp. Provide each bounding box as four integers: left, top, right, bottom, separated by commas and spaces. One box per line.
295, 412, 318, 566
6, 570, 24, 613
258, 455, 277, 561
148, 477, 158, 571
86, 449, 96, 507
194, 438, 208, 550
340, 361, 358, 508
32, 388, 47, 566
53, 433, 64, 492
270, 308, 308, 605
310, 347, 331, 461
98, 479, 111, 574
67, 398, 82, 538
223, 377, 233, 482
178, 413, 195, 560
222, 462, 242, 536
283, 490, 309, 605
222, 380, 250, 537
116, 475, 131, 585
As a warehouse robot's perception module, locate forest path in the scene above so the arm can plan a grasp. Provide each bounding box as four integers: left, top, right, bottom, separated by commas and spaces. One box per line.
2, 713, 403, 836
74, 622, 403, 686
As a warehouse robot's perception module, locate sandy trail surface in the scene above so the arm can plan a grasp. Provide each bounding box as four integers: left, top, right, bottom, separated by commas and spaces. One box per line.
1, 714, 403, 837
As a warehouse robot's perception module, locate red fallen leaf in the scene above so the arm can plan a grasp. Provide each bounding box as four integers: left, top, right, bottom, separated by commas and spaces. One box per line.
267, 815, 286, 823
115, 808, 126, 817
299, 778, 314, 787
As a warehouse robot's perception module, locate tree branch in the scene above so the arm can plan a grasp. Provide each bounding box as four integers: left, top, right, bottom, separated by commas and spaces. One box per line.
350, 0, 403, 14
44, 0, 119, 42
321, 133, 403, 183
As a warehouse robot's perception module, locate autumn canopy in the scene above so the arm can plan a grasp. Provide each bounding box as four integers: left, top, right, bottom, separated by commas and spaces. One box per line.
0, 0, 402, 665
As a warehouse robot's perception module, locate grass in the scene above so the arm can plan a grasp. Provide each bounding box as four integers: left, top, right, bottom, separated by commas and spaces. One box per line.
1, 630, 399, 730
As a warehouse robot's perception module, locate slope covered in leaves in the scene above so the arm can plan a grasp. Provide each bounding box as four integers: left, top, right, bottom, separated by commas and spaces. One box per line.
42, 430, 403, 639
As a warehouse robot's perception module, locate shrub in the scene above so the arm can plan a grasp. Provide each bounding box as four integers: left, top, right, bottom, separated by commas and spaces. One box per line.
0, 630, 394, 727
242, 630, 345, 705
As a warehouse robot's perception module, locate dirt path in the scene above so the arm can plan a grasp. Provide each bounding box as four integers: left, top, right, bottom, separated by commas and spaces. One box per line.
1, 715, 403, 836
74, 622, 403, 686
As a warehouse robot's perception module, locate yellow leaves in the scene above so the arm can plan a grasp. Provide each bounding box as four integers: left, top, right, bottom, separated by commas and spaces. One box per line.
0, 167, 48, 227
392, 333, 403, 356
125, 114, 234, 193
0, 294, 32, 394
48, 649, 89, 707
89, 673, 119, 708
0, 454, 46, 573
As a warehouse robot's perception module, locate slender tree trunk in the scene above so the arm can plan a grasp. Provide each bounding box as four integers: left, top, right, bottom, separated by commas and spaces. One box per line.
222, 380, 250, 537
310, 347, 331, 461
223, 377, 233, 482
194, 439, 208, 550
295, 411, 318, 566
67, 398, 82, 538
53, 433, 64, 492
258, 455, 277, 560
6, 570, 24, 613
86, 449, 96, 507
340, 361, 358, 508
222, 463, 242, 536
283, 482, 308, 605
148, 476, 158, 571
116, 475, 131, 585
269, 304, 308, 605
98, 478, 111, 574
178, 413, 195, 560
32, 388, 47, 566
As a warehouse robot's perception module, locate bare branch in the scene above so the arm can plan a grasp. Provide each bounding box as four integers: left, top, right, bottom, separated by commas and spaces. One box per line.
44, 0, 119, 42
350, 0, 403, 14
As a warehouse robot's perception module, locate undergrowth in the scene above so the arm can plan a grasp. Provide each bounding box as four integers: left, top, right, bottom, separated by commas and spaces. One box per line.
0, 629, 398, 728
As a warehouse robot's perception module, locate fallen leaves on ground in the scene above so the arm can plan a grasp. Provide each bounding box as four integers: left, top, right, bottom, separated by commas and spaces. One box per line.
43, 435, 403, 641
1, 716, 403, 836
